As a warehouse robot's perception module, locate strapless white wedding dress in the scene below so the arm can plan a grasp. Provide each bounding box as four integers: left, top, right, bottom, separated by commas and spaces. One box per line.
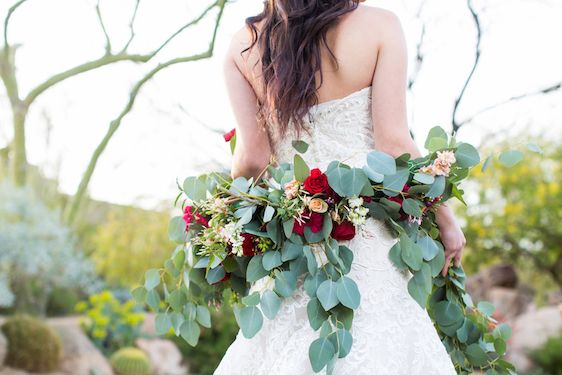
213, 86, 456, 375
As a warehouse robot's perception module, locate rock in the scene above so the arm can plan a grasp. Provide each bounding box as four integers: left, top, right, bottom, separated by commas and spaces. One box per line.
48, 317, 113, 375
466, 264, 518, 302
507, 305, 562, 372
141, 313, 156, 335
136, 338, 188, 375
0, 330, 6, 367
487, 286, 533, 321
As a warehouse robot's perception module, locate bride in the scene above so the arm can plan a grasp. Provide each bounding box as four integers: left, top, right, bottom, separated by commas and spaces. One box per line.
215, 1, 465, 374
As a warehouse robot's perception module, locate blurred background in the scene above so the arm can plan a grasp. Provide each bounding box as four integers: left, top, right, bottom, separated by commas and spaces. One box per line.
0, 0, 561, 374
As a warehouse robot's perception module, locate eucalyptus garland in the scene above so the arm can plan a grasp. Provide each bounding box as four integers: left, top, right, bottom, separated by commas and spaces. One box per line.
133, 126, 519, 374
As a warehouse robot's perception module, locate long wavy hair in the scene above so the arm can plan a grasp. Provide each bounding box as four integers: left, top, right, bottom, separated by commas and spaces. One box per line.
244, 0, 360, 135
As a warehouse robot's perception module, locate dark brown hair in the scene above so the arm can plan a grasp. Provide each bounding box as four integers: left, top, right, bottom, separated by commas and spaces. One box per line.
245, 0, 360, 135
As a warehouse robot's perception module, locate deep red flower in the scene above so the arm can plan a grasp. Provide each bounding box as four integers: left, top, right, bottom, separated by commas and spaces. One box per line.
387, 184, 410, 206
331, 220, 356, 241
183, 205, 194, 230
241, 233, 257, 256
223, 128, 236, 142
293, 211, 324, 235
362, 196, 373, 203
304, 168, 330, 195
195, 213, 209, 227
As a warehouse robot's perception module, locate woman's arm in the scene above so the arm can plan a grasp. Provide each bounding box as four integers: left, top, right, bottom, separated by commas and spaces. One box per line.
370, 12, 466, 276
223, 31, 272, 180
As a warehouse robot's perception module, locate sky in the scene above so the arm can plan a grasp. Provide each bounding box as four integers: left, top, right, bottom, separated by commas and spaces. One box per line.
0, 0, 561, 209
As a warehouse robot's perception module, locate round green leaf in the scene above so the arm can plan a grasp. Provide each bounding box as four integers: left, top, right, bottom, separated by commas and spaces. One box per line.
304, 272, 328, 298
238, 306, 264, 339
498, 150, 524, 167
294, 154, 310, 182
241, 291, 261, 306
455, 143, 481, 168
144, 269, 160, 290
262, 251, 282, 271
180, 320, 201, 346
465, 343, 489, 367
336, 276, 360, 310
330, 329, 353, 358
417, 235, 440, 261
383, 168, 410, 197
434, 301, 464, 327
309, 336, 336, 372
366, 150, 397, 175
402, 198, 422, 217
407, 263, 432, 308
155, 313, 172, 335
307, 297, 329, 330
400, 234, 422, 271
413, 172, 435, 185
477, 301, 495, 317
247, 255, 269, 282
274, 270, 297, 298
196, 305, 211, 328
168, 216, 186, 243
260, 290, 282, 320
317, 279, 339, 311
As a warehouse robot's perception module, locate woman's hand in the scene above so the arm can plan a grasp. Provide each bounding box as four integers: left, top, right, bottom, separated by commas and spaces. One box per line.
436, 204, 466, 277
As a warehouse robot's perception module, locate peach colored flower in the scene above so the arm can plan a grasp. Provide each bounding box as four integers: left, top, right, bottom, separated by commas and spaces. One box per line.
432, 159, 451, 176
308, 198, 328, 213
436, 150, 456, 165
284, 179, 300, 200
419, 165, 436, 176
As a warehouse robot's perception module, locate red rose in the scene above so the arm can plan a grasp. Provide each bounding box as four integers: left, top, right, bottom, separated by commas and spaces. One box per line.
241, 233, 257, 256
183, 205, 194, 229
304, 168, 330, 195
331, 220, 356, 241
223, 128, 236, 142
293, 211, 324, 235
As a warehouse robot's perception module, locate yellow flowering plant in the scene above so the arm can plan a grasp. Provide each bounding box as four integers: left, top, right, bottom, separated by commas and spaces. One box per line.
76, 290, 144, 355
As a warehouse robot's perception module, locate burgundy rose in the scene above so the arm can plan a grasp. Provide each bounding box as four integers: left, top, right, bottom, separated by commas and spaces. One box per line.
195, 213, 209, 227
331, 220, 356, 241
241, 233, 257, 256
293, 211, 324, 235
183, 205, 194, 230
223, 128, 236, 142
304, 168, 330, 195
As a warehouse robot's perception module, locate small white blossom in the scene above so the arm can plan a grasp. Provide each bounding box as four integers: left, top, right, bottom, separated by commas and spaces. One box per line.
220, 222, 245, 256
348, 196, 364, 208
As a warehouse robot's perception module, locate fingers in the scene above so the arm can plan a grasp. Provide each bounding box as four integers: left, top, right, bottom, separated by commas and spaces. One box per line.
441, 253, 453, 277
453, 252, 462, 268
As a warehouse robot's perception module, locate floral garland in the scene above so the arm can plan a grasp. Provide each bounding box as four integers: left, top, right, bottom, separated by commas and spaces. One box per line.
133, 126, 518, 374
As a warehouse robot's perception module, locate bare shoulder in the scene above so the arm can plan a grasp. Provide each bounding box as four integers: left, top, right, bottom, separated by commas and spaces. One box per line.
341, 5, 404, 44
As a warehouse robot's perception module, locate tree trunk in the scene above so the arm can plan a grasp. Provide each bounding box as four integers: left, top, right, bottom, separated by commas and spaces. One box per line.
11, 106, 28, 186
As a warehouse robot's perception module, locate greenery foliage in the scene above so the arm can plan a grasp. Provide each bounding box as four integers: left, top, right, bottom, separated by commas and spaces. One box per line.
461, 141, 562, 290
134, 127, 525, 374
109, 347, 152, 375
76, 290, 144, 355
169, 304, 238, 374
529, 330, 562, 375
89, 206, 174, 287
0, 181, 99, 314
1, 314, 62, 372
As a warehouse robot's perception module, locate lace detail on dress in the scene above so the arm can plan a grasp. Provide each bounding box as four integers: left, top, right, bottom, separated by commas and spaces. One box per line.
214, 86, 456, 375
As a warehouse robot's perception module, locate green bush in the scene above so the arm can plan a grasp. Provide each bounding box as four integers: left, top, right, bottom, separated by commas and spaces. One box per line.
110, 347, 151, 375
169, 304, 238, 375
46, 287, 80, 317
1, 314, 62, 372
76, 290, 144, 355
530, 330, 562, 375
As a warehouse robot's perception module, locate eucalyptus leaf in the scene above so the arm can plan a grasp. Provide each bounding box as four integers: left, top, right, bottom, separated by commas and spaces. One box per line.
309, 336, 336, 372
274, 270, 297, 298
455, 143, 480, 168
294, 154, 310, 182
262, 251, 282, 271
179, 320, 201, 346
292, 140, 309, 153
307, 297, 329, 330
317, 279, 339, 311
336, 276, 361, 309
260, 290, 282, 320
366, 150, 396, 175
238, 306, 264, 339
498, 150, 524, 167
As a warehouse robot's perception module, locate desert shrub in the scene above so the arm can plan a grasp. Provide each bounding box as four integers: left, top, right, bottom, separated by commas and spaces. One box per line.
0, 181, 100, 314
89, 206, 173, 288
1, 314, 62, 372
529, 330, 562, 375
76, 290, 144, 355
169, 304, 238, 375
110, 347, 151, 375
46, 287, 80, 317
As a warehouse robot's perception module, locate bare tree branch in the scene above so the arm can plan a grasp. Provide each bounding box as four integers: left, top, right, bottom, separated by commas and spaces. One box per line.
22, 0, 220, 107
3, 0, 28, 48
121, 0, 141, 53
458, 81, 562, 127
95, 0, 112, 54
64, 0, 227, 224
451, 0, 482, 135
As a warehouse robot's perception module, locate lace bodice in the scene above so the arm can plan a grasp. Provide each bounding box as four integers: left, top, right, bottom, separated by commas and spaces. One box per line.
214, 86, 456, 375
270, 86, 375, 170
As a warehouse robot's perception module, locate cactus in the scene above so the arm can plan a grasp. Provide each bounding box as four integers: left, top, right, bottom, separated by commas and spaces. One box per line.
110, 347, 152, 375
1, 314, 62, 372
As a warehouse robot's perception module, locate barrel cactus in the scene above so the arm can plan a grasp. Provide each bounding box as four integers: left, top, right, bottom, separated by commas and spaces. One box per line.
1, 314, 62, 372
110, 347, 152, 375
